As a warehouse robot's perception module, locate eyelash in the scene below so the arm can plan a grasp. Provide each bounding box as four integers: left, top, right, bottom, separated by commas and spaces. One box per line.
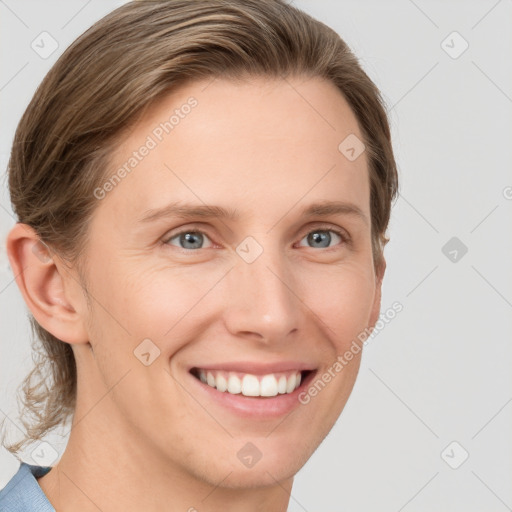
162, 224, 351, 252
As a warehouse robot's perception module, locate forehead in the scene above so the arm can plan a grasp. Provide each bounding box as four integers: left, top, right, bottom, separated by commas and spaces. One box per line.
99, 76, 370, 225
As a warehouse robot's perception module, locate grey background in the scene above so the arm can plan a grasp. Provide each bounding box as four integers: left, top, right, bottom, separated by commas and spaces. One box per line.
1, 1, 511, 510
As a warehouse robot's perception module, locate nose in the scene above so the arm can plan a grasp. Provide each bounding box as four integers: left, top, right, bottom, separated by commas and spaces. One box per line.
222, 246, 301, 345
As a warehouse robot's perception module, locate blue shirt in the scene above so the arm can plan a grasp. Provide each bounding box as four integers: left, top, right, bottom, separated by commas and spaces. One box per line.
0, 461, 54, 511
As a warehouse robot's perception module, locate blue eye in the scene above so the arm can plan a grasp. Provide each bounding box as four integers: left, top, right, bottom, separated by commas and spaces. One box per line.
164, 226, 348, 251
165, 231, 213, 250
298, 229, 346, 249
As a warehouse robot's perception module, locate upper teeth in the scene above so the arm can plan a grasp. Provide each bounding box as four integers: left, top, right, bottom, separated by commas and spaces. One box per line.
197, 370, 302, 397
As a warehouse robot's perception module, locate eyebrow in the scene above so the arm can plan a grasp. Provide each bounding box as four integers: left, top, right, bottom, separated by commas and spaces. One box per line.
138, 200, 369, 226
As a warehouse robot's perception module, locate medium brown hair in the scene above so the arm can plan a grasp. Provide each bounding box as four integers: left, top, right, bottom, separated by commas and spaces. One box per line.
3, 0, 399, 454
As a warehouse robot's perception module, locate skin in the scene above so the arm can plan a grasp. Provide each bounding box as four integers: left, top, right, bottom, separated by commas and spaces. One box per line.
7, 75, 385, 512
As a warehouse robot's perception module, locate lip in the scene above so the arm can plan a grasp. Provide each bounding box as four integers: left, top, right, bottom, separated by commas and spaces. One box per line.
187, 364, 318, 419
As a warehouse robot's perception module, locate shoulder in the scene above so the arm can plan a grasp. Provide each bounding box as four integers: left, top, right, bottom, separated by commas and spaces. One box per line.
0, 461, 55, 511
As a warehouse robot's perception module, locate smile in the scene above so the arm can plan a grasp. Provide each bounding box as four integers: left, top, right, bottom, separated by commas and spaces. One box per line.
187, 362, 317, 418
191, 368, 304, 397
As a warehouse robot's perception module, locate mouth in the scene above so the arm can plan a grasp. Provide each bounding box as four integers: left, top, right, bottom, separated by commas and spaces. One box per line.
190, 368, 313, 397
188, 365, 317, 418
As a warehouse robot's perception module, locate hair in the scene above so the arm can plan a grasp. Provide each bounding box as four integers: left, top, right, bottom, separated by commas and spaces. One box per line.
2, 0, 399, 455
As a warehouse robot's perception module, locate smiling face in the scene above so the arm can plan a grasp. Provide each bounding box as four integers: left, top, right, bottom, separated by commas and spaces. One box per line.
71, 75, 384, 488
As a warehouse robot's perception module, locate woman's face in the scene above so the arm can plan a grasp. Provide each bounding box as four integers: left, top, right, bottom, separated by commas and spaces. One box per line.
74, 75, 384, 487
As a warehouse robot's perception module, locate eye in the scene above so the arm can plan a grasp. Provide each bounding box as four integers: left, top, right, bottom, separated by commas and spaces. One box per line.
164, 230, 213, 250
297, 227, 348, 249
163, 225, 349, 252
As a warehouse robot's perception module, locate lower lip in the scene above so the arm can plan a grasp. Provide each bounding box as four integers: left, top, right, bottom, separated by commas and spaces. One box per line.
188, 370, 317, 419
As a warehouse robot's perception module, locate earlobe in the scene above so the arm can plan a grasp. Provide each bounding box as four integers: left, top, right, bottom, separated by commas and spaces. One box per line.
6, 223, 89, 345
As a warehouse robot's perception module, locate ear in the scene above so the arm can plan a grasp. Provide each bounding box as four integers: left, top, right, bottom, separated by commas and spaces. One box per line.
6, 223, 89, 345
368, 257, 386, 330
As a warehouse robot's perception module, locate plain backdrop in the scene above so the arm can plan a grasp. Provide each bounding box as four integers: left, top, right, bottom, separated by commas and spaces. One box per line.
1, 1, 511, 511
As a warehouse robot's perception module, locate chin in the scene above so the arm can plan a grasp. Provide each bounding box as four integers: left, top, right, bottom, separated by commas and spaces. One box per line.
212, 463, 299, 490
224, 443, 314, 489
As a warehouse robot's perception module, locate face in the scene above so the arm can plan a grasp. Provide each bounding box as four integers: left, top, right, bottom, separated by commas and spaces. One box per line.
72, 75, 383, 487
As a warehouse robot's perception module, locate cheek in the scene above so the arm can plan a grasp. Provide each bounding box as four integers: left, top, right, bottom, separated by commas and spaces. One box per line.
90, 258, 187, 329
91, 262, 225, 363
85, 248, 375, 361
300, 262, 376, 346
